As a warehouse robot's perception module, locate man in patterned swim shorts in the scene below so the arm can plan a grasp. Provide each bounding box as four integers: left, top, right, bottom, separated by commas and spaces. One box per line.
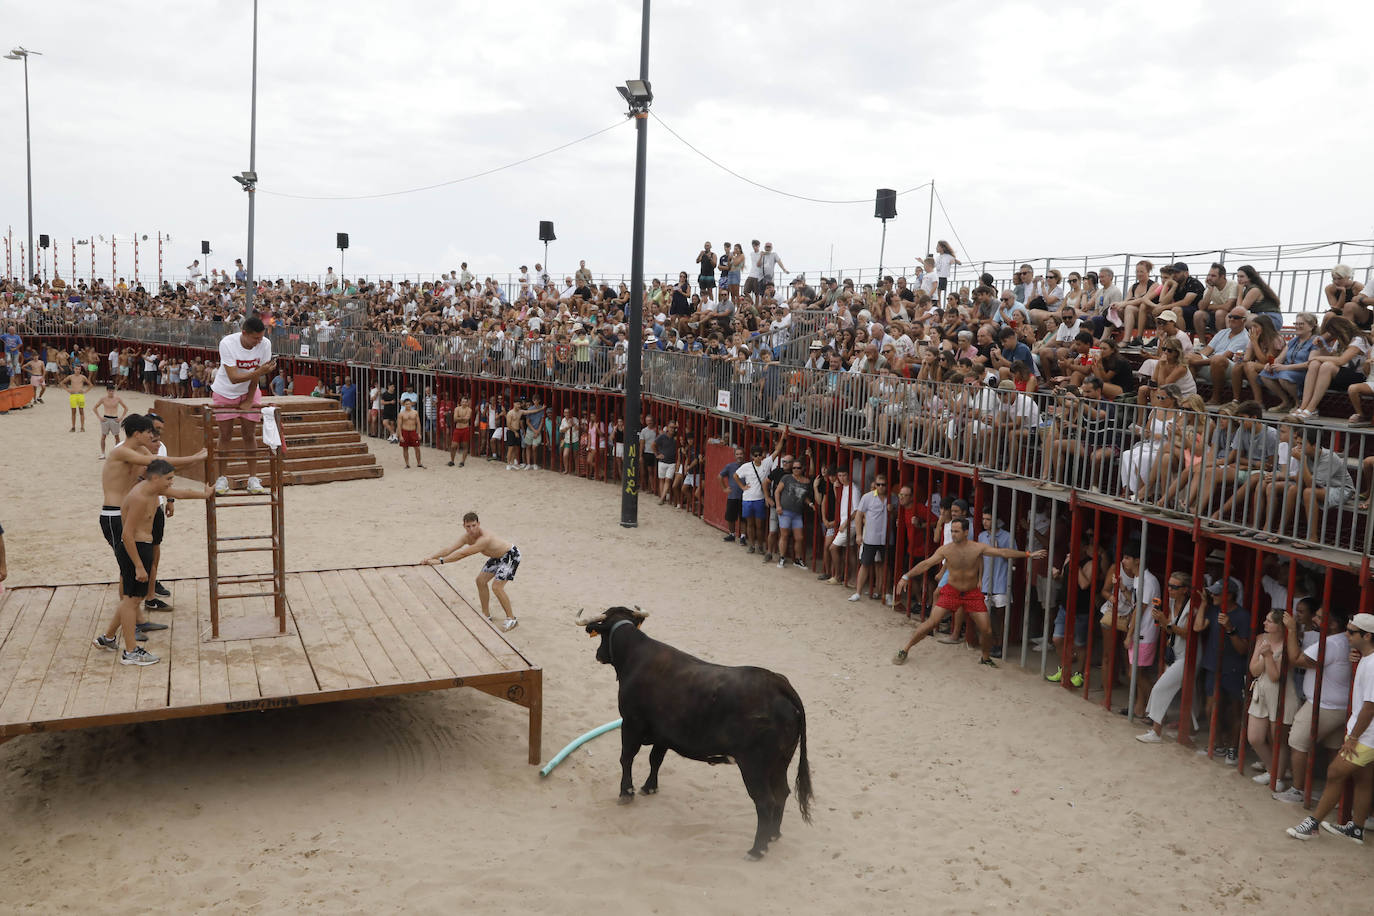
422, 510, 522, 631
891, 516, 1045, 668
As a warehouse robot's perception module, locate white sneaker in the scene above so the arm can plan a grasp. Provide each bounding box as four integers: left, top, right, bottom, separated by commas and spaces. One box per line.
1272, 786, 1305, 804
214, 475, 231, 495
246, 476, 267, 495
1136, 731, 1162, 744
1253, 771, 1272, 784
847, 593, 861, 602
501, 617, 518, 632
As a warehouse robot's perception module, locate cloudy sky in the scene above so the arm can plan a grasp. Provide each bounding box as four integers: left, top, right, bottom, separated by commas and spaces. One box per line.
3, 0, 1372, 285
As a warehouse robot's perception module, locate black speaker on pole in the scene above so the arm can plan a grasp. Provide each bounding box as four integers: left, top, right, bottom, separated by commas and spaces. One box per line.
874, 189, 897, 220
336, 232, 349, 250
201, 240, 211, 255
39, 234, 49, 248
539, 221, 556, 242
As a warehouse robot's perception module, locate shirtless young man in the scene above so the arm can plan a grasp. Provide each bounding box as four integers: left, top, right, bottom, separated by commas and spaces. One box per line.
505, 399, 526, 469
397, 399, 424, 468
23, 354, 46, 403
102, 414, 208, 630
892, 516, 1045, 667
93, 459, 211, 665
60, 365, 94, 432
422, 511, 522, 631
448, 395, 473, 467
95, 386, 129, 459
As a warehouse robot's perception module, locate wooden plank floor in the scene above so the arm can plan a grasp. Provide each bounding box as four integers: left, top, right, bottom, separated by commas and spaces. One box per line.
0, 566, 542, 761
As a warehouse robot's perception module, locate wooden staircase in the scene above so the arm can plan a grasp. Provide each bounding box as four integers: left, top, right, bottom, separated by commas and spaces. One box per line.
154, 395, 383, 487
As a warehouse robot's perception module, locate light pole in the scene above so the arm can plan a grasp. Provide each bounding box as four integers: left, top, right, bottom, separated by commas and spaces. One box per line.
232, 0, 260, 315
618, 1, 652, 529
5, 46, 40, 284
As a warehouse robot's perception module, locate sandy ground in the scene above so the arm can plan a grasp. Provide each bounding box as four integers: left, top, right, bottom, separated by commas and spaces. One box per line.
0, 391, 1364, 915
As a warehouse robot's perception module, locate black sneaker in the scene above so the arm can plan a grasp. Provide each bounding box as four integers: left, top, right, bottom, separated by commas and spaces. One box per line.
93, 634, 118, 651
990, 645, 1003, 659
154, 582, 171, 598
144, 598, 173, 611
136, 621, 168, 632
722, 534, 735, 542
1286, 816, 1320, 841
794, 560, 807, 570
1320, 821, 1364, 845
979, 658, 998, 669
739, 537, 748, 547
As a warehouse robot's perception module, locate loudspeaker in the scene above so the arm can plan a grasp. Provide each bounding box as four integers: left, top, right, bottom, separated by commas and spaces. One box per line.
201, 240, 211, 255
337, 232, 350, 250
874, 189, 897, 220
539, 220, 556, 242
39, 234, 49, 248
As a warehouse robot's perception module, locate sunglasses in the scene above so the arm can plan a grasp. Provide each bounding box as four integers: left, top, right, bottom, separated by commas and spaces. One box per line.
1348, 629, 1368, 637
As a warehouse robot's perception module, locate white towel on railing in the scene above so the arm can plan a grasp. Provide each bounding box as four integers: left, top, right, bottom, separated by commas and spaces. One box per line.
261, 405, 283, 452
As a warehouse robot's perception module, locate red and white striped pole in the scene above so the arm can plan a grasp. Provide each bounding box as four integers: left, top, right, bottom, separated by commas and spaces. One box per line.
134, 234, 139, 284
5, 229, 10, 279
71, 237, 75, 281
19, 242, 25, 284
157, 232, 163, 287
90, 234, 95, 282
112, 236, 117, 284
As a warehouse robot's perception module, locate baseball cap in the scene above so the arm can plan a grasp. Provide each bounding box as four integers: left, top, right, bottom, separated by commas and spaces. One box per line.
1171, 262, 1190, 273
1350, 613, 1374, 634
1157, 310, 1180, 323
997, 379, 1016, 391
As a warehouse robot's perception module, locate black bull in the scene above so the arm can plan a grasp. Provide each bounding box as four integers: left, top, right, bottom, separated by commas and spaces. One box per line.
580, 606, 813, 859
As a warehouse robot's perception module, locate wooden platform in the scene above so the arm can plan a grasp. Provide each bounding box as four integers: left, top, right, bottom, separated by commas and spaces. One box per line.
153, 395, 384, 487
0, 566, 542, 763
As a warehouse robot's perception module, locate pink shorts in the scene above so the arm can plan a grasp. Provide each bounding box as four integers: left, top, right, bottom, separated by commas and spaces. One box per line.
212, 386, 263, 422
1128, 639, 1158, 668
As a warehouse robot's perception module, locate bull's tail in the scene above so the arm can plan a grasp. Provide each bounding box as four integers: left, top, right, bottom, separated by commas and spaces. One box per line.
778, 677, 813, 823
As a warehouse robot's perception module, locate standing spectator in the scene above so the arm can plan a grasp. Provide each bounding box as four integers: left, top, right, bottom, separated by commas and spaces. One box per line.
1197, 576, 1250, 764
1136, 572, 1196, 740
822, 467, 861, 587
848, 473, 890, 603
719, 444, 746, 543
728, 243, 746, 304
733, 433, 786, 559
1285, 612, 1374, 842
654, 419, 679, 505
934, 242, 961, 296
743, 240, 764, 305
1246, 608, 1299, 789
1273, 604, 1353, 804
0, 520, 7, 586
978, 509, 1015, 659
758, 242, 788, 296
695, 242, 716, 302
773, 461, 813, 569
380, 383, 398, 442
2, 324, 22, 375
422, 386, 438, 440
764, 452, 795, 560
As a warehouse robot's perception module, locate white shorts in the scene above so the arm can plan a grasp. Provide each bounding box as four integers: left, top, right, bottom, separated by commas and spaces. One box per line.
682, 473, 699, 487
985, 593, 1010, 609
833, 528, 851, 548
614, 443, 625, 458
657, 461, 676, 479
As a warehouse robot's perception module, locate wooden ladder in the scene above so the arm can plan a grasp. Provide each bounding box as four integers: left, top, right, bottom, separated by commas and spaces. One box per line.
202, 405, 287, 640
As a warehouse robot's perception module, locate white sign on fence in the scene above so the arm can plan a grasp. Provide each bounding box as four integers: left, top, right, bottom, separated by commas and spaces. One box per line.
299, 344, 310, 357
717, 389, 731, 411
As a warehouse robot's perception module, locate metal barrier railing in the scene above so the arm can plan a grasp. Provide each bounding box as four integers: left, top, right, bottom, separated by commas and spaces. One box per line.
16, 313, 1374, 557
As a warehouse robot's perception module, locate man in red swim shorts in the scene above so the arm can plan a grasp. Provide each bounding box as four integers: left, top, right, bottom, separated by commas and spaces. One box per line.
448, 394, 473, 468
397, 398, 424, 468
892, 516, 1045, 668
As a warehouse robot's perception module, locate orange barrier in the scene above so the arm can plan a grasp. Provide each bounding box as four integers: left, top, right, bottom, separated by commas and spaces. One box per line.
0, 385, 35, 412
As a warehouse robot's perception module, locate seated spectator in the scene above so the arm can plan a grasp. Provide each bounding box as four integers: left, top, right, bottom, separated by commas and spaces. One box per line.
1230, 317, 1284, 404
1254, 426, 1357, 541
1140, 336, 1195, 399
1192, 263, 1238, 336
1085, 338, 1137, 400
1121, 262, 1170, 346
1204, 401, 1278, 518
1120, 384, 1182, 497
1324, 263, 1370, 329
1290, 315, 1368, 422
1257, 312, 1322, 412
990, 327, 1032, 381
1159, 263, 1206, 334
1235, 264, 1284, 331
1187, 306, 1251, 403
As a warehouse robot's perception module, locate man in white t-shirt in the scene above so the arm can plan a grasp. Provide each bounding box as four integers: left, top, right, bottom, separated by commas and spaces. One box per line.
1274, 604, 1354, 805
822, 467, 862, 588
209, 316, 276, 495
732, 432, 787, 557
1285, 611, 1374, 842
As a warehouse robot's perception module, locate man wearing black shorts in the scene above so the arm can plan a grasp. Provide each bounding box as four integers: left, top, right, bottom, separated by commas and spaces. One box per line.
422, 511, 523, 632
696, 242, 716, 302
94, 459, 210, 665
719, 444, 746, 544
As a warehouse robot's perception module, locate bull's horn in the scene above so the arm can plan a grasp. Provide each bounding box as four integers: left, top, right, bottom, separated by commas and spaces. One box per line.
574, 608, 607, 627
631, 605, 650, 620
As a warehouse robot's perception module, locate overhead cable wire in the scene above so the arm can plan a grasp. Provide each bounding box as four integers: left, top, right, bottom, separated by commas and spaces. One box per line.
650, 111, 930, 205
933, 186, 973, 264
258, 119, 629, 201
